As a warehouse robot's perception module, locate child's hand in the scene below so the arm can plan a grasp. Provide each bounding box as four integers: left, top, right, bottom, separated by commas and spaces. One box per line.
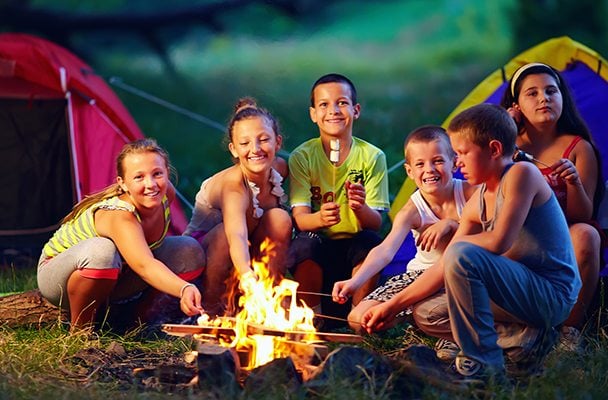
361, 302, 395, 334
332, 279, 355, 304
550, 158, 582, 186
179, 284, 204, 316
345, 180, 366, 211
416, 219, 458, 252
319, 202, 341, 227
239, 270, 258, 294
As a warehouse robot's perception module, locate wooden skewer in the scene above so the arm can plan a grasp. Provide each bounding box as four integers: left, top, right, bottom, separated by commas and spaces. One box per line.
514, 148, 552, 168
296, 291, 333, 298
330, 139, 340, 198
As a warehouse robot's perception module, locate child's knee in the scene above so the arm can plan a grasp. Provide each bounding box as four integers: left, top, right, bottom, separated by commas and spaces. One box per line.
159, 236, 206, 275
570, 223, 601, 263
264, 208, 293, 239
444, 242, 485, 279
412, 294, 450, 337
348, 300, 377, 333
179, 236, 206, 265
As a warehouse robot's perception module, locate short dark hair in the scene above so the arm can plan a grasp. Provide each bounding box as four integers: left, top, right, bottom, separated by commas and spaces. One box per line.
404, 125, 453, 164
448, 103, 517, 156
310, 73, 357, 106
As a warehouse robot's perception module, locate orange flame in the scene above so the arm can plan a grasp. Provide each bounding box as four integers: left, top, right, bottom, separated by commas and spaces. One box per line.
199, 239, 317, 369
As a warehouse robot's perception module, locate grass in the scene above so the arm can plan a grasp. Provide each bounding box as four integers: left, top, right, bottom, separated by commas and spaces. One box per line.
0, 324, 195, 399
1, 318, 608, 399
2, 258, 608, 398
0, 265, 37, 297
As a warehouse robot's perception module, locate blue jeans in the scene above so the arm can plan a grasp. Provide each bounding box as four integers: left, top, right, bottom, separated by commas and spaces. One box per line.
414, 242, 573, 370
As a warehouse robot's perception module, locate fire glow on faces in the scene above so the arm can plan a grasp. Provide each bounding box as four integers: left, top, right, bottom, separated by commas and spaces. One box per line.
515, 73, 563, 126
309, 82, 360, 138
404, 139, 455, 194
118, 152, 168, 209
229, 117, 281, 174
448, 132, 490, 186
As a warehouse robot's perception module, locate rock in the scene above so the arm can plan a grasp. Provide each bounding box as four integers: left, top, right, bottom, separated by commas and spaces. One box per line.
305, 346, 394, 394
243, 357, 303, 397
196, 342, 241, 395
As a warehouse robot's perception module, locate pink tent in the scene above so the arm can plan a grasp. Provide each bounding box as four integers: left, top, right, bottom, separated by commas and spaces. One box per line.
0, 33, 188, 251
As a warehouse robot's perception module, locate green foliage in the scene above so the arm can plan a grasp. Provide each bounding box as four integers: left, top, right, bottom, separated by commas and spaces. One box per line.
91, 0, 515, 203
511, 0, 608, 55
0, 265, 37, 296
29, 0, 214, 13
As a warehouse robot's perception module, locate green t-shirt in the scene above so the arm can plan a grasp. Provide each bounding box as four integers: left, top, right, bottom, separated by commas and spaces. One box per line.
289, 137, 389, 239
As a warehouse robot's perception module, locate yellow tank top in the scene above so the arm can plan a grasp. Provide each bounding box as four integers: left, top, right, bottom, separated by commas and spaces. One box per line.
43, 196, 171, 258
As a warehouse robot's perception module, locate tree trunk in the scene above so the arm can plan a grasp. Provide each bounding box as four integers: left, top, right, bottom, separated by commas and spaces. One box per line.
0, 289, 64, 328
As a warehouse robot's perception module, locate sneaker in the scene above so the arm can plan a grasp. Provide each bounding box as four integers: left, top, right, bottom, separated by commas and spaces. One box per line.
450, 355, 510, 387
505, 326, 558, 379
557, 326, 581, 352
434, 339, 460, 362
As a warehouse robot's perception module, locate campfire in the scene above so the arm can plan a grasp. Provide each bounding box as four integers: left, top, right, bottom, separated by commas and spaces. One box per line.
198, 239, 318, 370
162, 239, 362, 380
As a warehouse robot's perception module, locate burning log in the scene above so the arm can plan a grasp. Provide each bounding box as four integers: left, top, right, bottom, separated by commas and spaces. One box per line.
162, 322, 363, 344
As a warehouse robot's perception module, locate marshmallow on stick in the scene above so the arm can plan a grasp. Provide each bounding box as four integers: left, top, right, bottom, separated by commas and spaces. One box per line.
330, 139, 340, 199
330, 139, 340, 163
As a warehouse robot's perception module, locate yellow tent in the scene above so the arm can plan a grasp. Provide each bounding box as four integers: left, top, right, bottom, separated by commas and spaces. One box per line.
389, 36, 608, 221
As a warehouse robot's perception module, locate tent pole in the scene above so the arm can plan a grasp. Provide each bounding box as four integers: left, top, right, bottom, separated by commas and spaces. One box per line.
61, 65, 83, 202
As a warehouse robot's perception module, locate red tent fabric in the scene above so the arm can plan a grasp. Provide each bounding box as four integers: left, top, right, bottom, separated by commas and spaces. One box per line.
0, 33, 188, 249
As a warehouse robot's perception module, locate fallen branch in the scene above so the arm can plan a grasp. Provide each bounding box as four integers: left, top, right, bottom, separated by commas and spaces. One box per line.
0, 289, 64, 328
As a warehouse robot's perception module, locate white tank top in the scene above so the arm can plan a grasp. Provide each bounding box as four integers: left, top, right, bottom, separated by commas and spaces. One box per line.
407, 179, 467, 271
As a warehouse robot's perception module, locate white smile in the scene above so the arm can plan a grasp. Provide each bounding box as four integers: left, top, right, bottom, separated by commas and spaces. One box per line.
248, 154, 267, 161
423, 177, 440, 184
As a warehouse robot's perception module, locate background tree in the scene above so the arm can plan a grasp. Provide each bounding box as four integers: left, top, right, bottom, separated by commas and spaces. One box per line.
512, 0, 607, 55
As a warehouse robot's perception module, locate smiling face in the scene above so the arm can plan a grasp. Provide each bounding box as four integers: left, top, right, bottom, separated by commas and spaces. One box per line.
228, 116, 281, 175
515, 73, 563, 128
405, 139, 455, 195
309, 82, 360, 139
117, 151, 169, 210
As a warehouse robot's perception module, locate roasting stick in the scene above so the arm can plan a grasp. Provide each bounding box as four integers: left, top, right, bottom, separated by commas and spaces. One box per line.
313, 313, 363, 326
297, 290, 333, 298
514, 148, 552, 168
294, 290, 362, 326
330, 139, 340, 197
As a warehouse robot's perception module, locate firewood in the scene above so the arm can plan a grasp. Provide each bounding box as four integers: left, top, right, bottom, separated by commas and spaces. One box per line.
0, 289, 64, 328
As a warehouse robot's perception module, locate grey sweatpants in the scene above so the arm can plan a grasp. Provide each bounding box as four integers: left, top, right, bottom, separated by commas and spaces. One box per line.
37, 236, 204, 309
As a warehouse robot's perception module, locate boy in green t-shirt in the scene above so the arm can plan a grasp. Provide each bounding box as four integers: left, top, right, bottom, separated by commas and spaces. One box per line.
288, 73, 389, 323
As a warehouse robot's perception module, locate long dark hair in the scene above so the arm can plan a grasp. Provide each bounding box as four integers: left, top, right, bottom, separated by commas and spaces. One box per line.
500, 63, 604, 216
